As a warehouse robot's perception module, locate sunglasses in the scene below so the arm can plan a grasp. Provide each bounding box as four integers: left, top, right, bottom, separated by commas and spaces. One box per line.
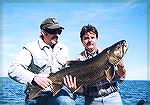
44, 28, 62, 35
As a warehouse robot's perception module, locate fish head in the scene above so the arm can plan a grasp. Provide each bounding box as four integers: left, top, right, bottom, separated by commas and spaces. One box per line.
107, 40, 128, 65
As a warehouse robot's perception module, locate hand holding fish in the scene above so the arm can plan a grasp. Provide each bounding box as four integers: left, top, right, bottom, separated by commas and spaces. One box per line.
63, 75, 77, 91
116, 60, 126, 79
33, 74, 52, 89
117, 60, 125, 68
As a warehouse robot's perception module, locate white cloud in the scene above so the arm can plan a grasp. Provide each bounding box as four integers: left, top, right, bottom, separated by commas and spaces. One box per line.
69, 3, 137, 22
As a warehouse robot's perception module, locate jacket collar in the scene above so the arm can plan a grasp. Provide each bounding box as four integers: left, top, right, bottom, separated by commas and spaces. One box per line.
38, 38, 50, 50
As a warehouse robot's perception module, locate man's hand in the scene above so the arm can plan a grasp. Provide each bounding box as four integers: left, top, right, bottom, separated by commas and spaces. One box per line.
33, 74, 52, 89
63, 75, 77, 91
117, 60, 125, 68
116, 60, 126, 79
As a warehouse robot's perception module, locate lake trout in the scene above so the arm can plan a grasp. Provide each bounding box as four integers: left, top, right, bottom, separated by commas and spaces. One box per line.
28, 40, 128, 100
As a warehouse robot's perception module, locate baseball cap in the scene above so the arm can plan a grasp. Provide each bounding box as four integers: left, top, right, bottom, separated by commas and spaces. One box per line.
40, 18, 64, 30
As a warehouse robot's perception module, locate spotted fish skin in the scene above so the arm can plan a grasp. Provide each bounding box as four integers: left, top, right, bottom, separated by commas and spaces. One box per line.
28, 40, 128, 100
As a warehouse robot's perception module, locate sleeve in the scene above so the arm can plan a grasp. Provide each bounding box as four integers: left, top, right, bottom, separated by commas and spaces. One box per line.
8, 48, 36, 85
76, 55, 82, 61
75, 52, 86, 61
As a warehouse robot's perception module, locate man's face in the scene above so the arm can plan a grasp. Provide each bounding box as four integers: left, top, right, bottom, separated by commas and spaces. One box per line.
43, 31, 59, 46
82, 31, 98, 52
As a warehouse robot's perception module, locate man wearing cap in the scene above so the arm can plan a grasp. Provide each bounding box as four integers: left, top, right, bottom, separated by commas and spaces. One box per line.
8, 18, 84, 105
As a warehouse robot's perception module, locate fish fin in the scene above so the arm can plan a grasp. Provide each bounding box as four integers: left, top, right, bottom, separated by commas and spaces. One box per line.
48, 73, 63, 95
104, 67, 115, 82
27, 82, 42, 100
51, 83, 62, 95
66, 60, 81, 66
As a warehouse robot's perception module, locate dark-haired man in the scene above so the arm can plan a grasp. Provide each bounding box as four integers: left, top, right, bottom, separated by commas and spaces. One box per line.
76, 24, 126, 105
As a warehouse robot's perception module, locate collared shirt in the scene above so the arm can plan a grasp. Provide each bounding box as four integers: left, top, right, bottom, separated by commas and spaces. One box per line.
8, 38, 69, 85
76, 48, 102, 61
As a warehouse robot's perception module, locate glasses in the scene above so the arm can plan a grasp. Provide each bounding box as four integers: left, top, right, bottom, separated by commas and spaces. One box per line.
44, 28, 62, 35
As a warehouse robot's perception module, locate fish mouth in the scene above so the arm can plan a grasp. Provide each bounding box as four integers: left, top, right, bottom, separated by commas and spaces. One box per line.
119, 40, 128, 59
122, 41, 128, 55
118, 40, 128, 58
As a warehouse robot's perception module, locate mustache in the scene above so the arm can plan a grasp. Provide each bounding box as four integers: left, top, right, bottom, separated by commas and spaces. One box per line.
51, 36, 58, 40
86, 42, 93, 45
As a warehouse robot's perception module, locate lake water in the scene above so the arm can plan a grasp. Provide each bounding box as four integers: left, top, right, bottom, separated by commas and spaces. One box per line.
0, 77, 150, 105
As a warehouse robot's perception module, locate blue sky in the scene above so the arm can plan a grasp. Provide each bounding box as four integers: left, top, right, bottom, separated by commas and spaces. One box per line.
1, 2, 149, 80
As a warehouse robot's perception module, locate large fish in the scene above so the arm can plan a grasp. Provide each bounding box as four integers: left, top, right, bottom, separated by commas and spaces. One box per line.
28, 40, 128, 100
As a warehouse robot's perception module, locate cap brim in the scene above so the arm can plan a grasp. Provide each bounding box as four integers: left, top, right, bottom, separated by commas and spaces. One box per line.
47, 24, 64, 29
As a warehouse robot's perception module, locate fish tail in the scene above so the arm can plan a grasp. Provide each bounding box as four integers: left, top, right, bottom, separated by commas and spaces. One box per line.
27, 83, 42, 100
28, 74, 62, 100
